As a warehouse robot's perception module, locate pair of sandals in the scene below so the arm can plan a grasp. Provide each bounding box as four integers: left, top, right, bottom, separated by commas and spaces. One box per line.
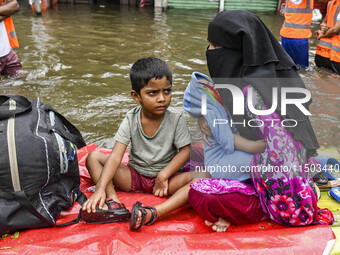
80, 199, 157, 230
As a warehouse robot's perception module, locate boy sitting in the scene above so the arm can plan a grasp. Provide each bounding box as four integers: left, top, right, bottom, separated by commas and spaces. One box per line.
82, 57, 204, 230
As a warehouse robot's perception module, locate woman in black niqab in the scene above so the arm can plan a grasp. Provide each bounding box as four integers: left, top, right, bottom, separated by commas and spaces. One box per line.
206, 10, 319, 156
186, 11, 334, 232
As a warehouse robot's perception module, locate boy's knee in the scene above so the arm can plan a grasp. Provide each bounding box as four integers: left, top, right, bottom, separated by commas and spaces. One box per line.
186, 171, 210, 185
86, 150, 97, 163
190, 171, 211, 181
86, 151, 104, 170
191, 177, 204, 184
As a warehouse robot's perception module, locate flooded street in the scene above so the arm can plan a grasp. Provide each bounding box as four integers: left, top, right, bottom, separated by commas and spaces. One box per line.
1, 2, 339, 148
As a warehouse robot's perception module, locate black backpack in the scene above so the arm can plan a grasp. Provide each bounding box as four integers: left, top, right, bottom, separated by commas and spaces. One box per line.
0, 95, 87, 235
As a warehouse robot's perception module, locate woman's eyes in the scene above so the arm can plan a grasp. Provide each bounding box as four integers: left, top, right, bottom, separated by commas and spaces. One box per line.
208, 43, 222, 50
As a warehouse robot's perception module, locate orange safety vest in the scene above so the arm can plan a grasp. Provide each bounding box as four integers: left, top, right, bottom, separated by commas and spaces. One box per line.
328, 0, 340, 62
280, 0, 314, 38
0, 0, 19, 48
316, 1, 333, 59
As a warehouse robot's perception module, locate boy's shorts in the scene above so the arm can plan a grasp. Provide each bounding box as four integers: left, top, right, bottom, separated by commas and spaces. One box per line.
127, 165, 181, 194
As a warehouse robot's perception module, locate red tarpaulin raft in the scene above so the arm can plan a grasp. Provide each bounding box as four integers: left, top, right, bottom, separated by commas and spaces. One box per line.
0, 144, 336, 254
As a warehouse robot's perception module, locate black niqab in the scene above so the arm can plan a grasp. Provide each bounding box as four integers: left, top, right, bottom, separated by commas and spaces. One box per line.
206, 10, 319, 156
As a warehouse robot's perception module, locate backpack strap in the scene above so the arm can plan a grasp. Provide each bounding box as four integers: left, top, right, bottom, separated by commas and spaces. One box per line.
56, 191, 88, 227
43, 105, 86, 149
7, 190, 88, 228
0, 95, 32, 120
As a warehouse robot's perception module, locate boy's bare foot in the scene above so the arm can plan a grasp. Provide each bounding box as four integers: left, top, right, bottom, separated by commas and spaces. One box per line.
205, 218, 231, 232
101, 203, 109, 210
130, 202, 158, 230
99, 197, 119, 211
99, 196, 121, 211
135, 209, 152, 228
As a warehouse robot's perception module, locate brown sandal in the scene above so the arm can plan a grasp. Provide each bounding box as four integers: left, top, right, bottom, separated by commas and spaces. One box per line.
80, 198, 131, 224
130, 201, 157, 230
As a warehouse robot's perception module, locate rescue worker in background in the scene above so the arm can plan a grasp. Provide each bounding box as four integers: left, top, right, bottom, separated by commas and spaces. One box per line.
280, 0, 314, 67
315, 0, 340, 74
315, 1, 333, 70
0, 0, 21, 78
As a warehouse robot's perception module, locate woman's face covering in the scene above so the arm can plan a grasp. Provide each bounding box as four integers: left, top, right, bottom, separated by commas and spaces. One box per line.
206, 42, 229, 78
206, 47, 228, 78
206, 45, 244, 78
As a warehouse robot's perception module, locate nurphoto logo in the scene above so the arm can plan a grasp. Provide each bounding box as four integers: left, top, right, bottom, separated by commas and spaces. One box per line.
201, 84, 312, 128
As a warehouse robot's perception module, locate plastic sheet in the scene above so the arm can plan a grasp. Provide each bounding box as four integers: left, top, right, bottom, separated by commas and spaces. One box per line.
0, 144, 336, 254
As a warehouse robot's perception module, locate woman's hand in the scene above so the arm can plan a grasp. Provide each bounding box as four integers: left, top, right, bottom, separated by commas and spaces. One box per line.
234, 134, 266, 154
250, 139, 267, 154
198, 116, 213, 146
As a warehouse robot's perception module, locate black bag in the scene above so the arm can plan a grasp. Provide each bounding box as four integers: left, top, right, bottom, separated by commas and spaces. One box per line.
0, 95, 87, 235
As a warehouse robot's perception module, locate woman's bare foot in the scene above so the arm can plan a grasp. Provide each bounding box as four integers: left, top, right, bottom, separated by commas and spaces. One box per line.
205, 218, 231, 232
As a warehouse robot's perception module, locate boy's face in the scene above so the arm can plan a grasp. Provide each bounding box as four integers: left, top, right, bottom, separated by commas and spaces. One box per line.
131, 76, 172, 117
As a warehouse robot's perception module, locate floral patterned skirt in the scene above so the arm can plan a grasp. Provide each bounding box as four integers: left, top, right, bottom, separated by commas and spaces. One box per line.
243, 85, 333, 226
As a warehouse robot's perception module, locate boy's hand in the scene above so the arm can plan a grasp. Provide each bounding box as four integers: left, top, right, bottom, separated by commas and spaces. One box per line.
82, 188, 106, 213
153, 172, 169, 197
